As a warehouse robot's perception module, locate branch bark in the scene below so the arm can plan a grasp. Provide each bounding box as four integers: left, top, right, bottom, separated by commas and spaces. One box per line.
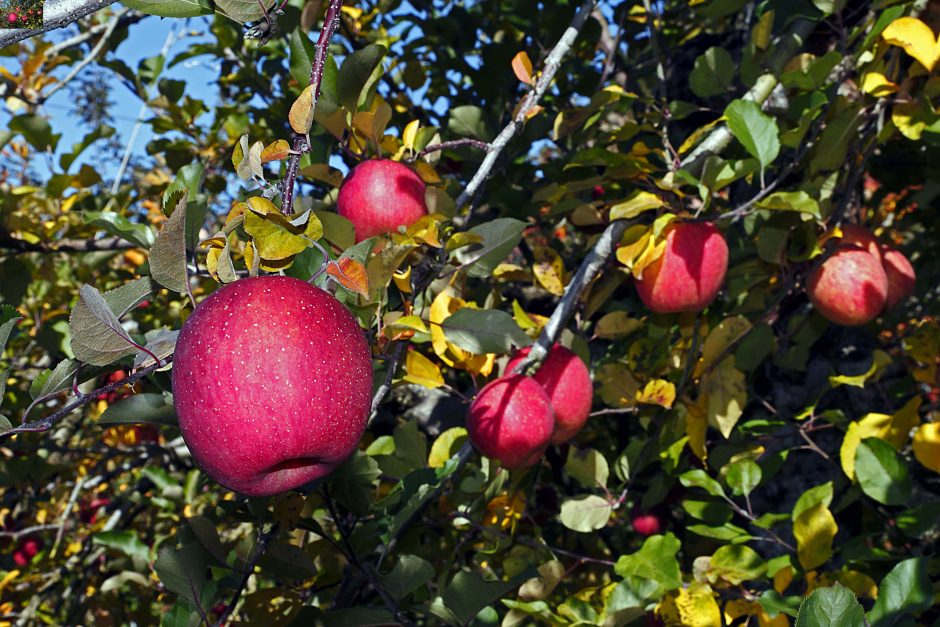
0, 235, 139, 254
0, 0, 119, 49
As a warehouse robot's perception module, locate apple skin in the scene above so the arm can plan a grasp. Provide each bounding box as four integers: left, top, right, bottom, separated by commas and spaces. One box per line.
505, 344, 592, 444
13, 537, 42, 567
881, 245, 916, 311
631, 512, 663, 537
838, 224, 882, 262
807, 247, 888, 326
337, 159, 428, 242
172, 276, 373, 497
635, 221, 729, 314
466, 375, 555, 470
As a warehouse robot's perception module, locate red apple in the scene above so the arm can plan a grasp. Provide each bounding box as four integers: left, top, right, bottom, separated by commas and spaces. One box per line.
506, 344, 592, 444
631, 512, 662, 536
837, 224, 882, 262
7, 13, 17, 23
12, 537, 42, 567
635, 221, 729, 314
807, 247, 887, 326
172, 276, 373, 497
336, 159, 428, 242
466, 375, 555, 470
881, 245, 916, 311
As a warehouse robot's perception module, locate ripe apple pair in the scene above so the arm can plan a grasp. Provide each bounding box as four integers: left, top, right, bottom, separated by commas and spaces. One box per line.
807, 225, 916, 326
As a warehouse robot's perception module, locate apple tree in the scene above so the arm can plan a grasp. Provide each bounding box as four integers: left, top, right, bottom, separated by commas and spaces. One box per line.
0, 0, 938, 625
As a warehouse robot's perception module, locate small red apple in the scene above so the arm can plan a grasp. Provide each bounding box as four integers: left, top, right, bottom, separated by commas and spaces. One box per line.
7, 13, 17, 23
79, 498, 111, 524
631, 512, 663, 536
12, 537, 42, 567
466, 375, 555, 470
506, 344, 592, 444
807, 246, 887, 326
635, 221, 729, 314
881, 245, 916, 311
336, 159, 428, 242
172, 276, 373, 497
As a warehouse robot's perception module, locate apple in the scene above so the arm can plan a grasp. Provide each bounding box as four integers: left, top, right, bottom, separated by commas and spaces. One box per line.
12, 537, 42, 567
635, 221, 729, 314
7, 13, 17, 23
506, 344, 592, 444
631, 511, 663, 536
807, 246, 887, 326
336, 159, 428, 242
881, 245, 916, 311
172, 276, 373, 497
466, 375, 555, 470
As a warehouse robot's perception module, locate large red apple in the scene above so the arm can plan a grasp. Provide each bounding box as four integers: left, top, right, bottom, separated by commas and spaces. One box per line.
466, 375, 555, 470
172, 276, 373, 497
881, 245, 916, 311
635, 221, 729, 314
336, 159, 428, 242
506, 344, 592, 444
807, 247, 887, 326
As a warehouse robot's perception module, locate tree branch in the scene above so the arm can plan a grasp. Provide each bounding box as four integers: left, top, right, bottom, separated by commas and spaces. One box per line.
214, 523, 279, 627
453, 0, 597, 214
281, 0, 344, 216
0, 235, 139, 255
0, 0, 119, 49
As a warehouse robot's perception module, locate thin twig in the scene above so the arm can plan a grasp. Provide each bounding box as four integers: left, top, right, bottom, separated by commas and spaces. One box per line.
214, 523, 280, 627
0, 0, 120, 49
408, 138, 489, 162
0, 235, 138, 255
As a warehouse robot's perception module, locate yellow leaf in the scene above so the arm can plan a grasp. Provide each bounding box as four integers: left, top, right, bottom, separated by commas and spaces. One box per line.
636, 379, 676, 408
885, 396, 921, 448
594, 311, 643, 340
289, 85, 315, 134
483, 493, 526, 531
882, 17, 940, 71
793, 502, 837, 570
243, 202, 324, 262
596, 362, 640, 408
384, 314, 429, 340
840, 413, 891, 480
609, 190, 664, 220
403, 349, 444, 389
511, 51, 534, 85
402, 119, 420, 151
837, 569, 878, 600
261, 139, 291, 163
678, 117, 723, 155
695, 316, 752, 378
533, 246, 566, 296
892, 101, 930, 140
913, 422, 940, 473
829, 350, 892, 388
428, 427, 468, 468
861, 72, 900, 97
428, 289, 495, 375
685, 399, 709, 462
752, 9, 774, 50
702, 356, 746, 439
674, 582, 722, 627
773, 565, 793, 593
327, 258, 370, 297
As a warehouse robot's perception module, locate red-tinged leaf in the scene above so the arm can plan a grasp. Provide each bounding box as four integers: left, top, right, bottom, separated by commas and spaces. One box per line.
512, 51, 534, 85
260, 139, 291, 163
327, 258, 369, 297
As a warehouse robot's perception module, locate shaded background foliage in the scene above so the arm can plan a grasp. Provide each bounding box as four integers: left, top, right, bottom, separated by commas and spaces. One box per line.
0, 0, 938, 625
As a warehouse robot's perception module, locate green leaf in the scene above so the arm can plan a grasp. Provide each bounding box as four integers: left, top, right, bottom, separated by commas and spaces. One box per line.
337, 44, 386, 111
440, 568, 534, 626
565, 447, 610, 489
809, 107, 860, 173
795, 585, 865, 627
83, 211, 155, 248
329, 451, 380, 515
726, 459, 761, 496
98, 393, 177, 427
868, 558, 933, 627
792, 482, 833, 521
441, 308, 532, 354
69, 285, 146, 366
381, 555, 434, 601
133, 329, 179, 369
214, 0, 274, 23
186, 517, 228, 567
8, 114, 58, 151
755, 191, 822, 219
725, 99, 780, 168
0, 304, 22, 359
93, 530, 150, 572
559, 495, 612, 532
121, 0, 212, 17
30, 359, 79, 400
258, 541, 317, 581
708, 544, 765, 585
455, 218, 526, 278
448, 105, 492, 141
150, 192, 190, 294
679, 469, 727, 498
854, 438, 911, 506
97, 277, 157, 318
690, 47, 735, 98
154, 543, 207, 606
289, 29, 318, 88
614, 533, 682, 591
759, 589, 802, 618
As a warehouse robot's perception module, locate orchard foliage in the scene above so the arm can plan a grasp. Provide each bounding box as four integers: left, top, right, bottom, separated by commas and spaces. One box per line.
0, 0, 938, 625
